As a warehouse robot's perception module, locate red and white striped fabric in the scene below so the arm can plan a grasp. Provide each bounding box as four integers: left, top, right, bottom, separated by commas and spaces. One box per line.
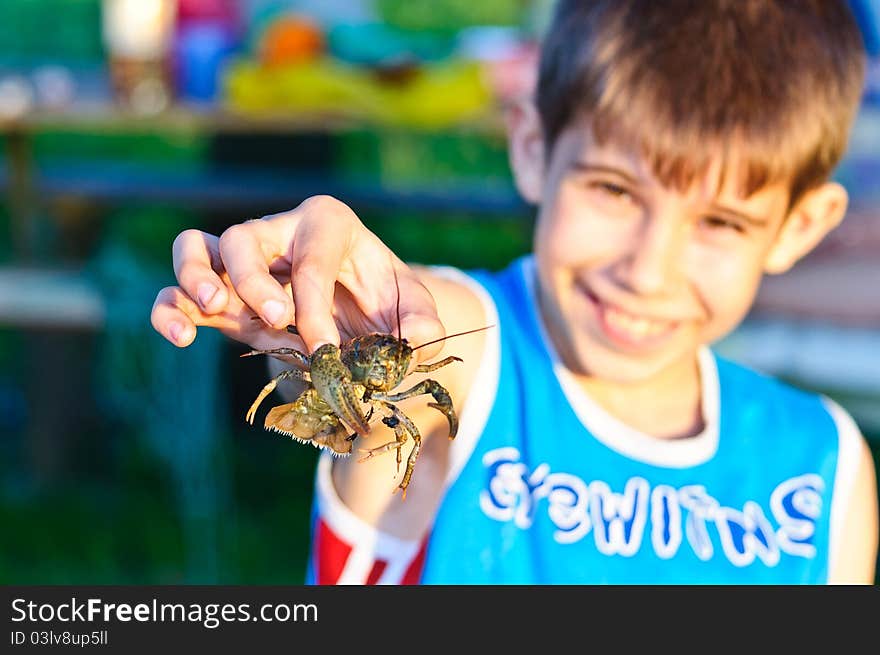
309, 453, 429, 585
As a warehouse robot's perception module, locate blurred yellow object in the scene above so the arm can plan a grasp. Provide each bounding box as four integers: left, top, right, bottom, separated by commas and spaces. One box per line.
381, 61, 493, 128
259, 15, 325, 67
223, 57, 493, 128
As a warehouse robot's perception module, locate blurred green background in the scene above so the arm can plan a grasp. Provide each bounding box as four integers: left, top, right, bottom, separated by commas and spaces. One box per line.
0, 0, 878, 584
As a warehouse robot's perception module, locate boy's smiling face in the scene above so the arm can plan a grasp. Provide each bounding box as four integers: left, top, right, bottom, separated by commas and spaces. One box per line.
510, 112, 848, 386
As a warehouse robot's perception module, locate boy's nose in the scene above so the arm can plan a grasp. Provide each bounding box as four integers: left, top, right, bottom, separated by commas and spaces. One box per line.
616, 217, 683, 296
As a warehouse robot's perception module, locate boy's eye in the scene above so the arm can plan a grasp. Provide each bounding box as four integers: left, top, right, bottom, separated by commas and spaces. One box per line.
701, 216, 745, 233
597, 182, 630, 198
589, 181, 635, 202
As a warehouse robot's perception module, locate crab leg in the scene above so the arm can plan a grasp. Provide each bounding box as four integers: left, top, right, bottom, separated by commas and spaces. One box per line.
373, 379, 458, 440
240, 347, 310, 369
245, 368, 309, 424
358, 401, 421, 500
413, 356, 462, 373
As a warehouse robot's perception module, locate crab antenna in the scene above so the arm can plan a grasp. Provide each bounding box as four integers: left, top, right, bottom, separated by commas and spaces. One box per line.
412, 325, 495, 351
393, 264, 402, 345
390, 258, 405, 366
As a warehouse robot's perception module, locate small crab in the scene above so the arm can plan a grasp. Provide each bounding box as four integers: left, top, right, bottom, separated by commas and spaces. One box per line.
241, 274, 491, 499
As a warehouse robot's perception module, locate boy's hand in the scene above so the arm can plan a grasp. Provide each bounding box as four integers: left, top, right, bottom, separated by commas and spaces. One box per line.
150, 195, 446, 361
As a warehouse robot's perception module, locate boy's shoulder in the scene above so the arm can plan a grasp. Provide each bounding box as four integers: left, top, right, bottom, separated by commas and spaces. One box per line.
713, 351, 816, 402
711, 350, 856, 439
416, 256, 526, 338
423, 255, 525, 290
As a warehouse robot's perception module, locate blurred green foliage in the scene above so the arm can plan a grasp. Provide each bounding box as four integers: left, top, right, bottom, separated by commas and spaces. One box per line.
0, 410, 319, 584
376, 0, 527, 33
32, 130, 209, 172
0, 0, 103, 65
367, 211, 531, 270
0, 205, 12, 264
336, 128, 513, 188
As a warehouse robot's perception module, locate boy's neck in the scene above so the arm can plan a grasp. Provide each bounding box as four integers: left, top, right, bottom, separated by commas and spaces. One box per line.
573, 361, 705, 440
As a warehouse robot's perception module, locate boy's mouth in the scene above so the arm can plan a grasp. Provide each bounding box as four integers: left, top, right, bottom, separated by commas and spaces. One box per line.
581, 286, 679, 348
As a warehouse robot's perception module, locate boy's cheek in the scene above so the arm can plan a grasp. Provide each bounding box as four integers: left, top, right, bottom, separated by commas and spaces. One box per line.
536, 213, 629, 264
697, 276, 764, 341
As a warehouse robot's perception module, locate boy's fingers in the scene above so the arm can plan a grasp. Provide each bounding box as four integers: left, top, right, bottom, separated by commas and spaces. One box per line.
172, 229, 229, 314
218, 222, 294, 330
151, 286, 202, 347
152, 285, 252, 347
286, 202, 445, 356
399, 312, 446, 362
171, 198, 445, 358
289, 216, 351, 352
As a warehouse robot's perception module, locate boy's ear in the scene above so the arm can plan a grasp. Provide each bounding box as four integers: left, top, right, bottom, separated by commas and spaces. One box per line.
505, 99, 545, 204
763, 182, 849, 274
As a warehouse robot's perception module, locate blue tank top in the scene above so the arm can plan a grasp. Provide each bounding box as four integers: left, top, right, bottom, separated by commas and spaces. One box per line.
419, 256, 852, 584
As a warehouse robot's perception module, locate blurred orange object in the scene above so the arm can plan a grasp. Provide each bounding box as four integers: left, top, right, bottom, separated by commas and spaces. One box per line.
260, 15, 324, 67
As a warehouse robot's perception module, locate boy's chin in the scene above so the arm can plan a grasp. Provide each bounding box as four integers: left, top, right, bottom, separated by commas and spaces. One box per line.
569, 341, 697, 387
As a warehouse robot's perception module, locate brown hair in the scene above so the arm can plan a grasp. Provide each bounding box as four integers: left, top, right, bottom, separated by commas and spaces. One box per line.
535, 0, 866, 203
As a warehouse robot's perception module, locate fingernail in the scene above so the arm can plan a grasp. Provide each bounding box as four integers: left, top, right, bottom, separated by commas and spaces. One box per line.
169, 321, 183, 344
311, 339, 332, 352
261, 299, 286, 326
197, 283, 217, 310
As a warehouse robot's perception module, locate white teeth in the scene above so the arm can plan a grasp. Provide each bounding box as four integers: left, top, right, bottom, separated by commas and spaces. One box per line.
603, 306, 669, 339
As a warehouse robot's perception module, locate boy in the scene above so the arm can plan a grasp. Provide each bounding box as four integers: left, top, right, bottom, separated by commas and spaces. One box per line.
151, 0, 878, 583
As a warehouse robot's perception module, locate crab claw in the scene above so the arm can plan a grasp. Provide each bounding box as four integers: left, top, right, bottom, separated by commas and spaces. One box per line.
309, 343, 371, 436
